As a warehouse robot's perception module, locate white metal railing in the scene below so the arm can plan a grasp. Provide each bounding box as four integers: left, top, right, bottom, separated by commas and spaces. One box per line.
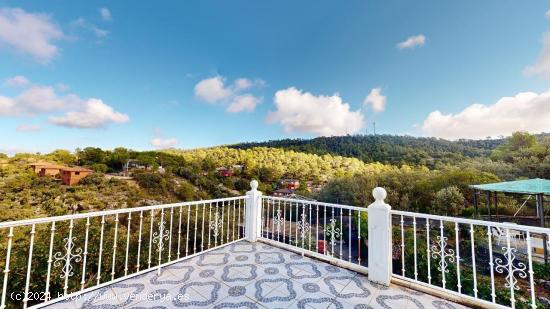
391, 210, 550, 309
259, 196, 368, 271
0, 196, 247, 308
1, 180, 548, 309
254, 185, 550, 309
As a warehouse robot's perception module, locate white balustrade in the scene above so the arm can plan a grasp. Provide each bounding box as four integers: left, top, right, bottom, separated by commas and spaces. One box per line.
257, 184, 550, 309
0, 181, 548, 309
0, 196, 247, 308
391, 210, 550, 309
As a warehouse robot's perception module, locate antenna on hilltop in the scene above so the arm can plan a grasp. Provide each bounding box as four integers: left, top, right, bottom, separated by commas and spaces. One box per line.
373, 121, 376, 135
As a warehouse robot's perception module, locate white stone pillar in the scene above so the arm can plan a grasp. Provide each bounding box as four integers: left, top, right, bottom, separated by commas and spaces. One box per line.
368, 187, 392, 286
245, 180, 262, 242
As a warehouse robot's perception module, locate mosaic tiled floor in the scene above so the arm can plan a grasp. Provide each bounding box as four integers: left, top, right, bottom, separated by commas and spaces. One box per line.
48, 241, 469, 309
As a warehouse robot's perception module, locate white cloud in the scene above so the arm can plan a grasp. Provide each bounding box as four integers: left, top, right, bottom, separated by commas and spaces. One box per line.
194, 75, 264, 113
267, 87, 364, 136
16, 124, 41, 132
397, 34, 426, 50
233, 78, 264, 91
150, 137, 179, 149
227, 95, 261, 113
545, 10, 550, 19
99, 8, 112, 21
71, 17, 108, 38
234, 78, 252, 91
194, 76, 232, 103
0, 7, 64, 62
0, 82, 129, 129
0, 85, 68, 116
3, 75, 29, 87
363, 88, 386, 113
57, 83, 69, 92
150, 129, 178, 148
524, 32, 550, 78
421, 91, 550, 140
49, 98, 129, 128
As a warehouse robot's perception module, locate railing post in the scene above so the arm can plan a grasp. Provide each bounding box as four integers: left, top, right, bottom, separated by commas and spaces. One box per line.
368, 187, 392, 286
246, 180, 262, 242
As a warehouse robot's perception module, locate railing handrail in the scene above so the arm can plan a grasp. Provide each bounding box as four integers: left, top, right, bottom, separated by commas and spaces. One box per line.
267, 195, 550, 234
391, 209, 550, 234
0, 179, 546, 309
262, 195, 367, 212
0, 196, 247, 229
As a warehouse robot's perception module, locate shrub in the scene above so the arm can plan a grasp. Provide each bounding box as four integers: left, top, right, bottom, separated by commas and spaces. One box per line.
132, 171, 172, 195
90, 163, 109, 173
79, 173, 105, 186
432, 186, 465, 216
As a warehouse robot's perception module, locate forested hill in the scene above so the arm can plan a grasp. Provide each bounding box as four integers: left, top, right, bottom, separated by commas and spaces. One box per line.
230, 135, 505, 165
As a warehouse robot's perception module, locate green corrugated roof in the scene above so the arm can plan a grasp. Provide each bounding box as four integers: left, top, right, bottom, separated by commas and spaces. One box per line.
469, 178, 550, 195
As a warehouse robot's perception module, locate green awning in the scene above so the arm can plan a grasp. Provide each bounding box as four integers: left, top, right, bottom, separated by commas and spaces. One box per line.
469, 178, 550, 195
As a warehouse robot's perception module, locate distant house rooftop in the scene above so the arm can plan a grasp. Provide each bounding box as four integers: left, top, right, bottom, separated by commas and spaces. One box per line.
60, 167, 93, 172
28, 162, 64, 168
216, 167, 233, 177
273, 188, 295, 197
39, 164, 65, 169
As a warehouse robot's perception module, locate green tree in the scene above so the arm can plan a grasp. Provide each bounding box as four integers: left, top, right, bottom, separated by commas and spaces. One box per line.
90, 163, 109, 173
432, 186, 465, 216
105, 147, 130, 171
175, 181, 196, 200
132, 171, 172, 195
46, 149, 76, 164
77, 147, 106, 165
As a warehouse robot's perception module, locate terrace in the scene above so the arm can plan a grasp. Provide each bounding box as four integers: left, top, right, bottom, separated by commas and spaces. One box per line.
0, 181, 548, 308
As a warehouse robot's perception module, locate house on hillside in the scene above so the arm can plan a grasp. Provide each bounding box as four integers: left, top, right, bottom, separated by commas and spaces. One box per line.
280, 179, 300, 190
217, 167, 233, 177
60, 167, 93, 185
29, 162, 57, 174
273, 188, 295, 197
306, 181, 323, 193
232, 164, 244, 172
28, 162, 45, 173
123, 159, 147, 176
38, 164, 65, 177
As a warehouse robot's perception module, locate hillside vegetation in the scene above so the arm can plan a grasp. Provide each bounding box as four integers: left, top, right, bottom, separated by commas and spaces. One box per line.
231, 134, 504, 165
2, 132, 549, 309
0, 146, 392, 221
1, 131, 548, 222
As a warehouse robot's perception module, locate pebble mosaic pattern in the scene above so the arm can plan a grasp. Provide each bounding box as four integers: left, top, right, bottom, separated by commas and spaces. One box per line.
44, 241, 470, 309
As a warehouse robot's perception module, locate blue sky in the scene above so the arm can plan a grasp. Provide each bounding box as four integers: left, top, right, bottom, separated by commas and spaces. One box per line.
1, 1, 550, 154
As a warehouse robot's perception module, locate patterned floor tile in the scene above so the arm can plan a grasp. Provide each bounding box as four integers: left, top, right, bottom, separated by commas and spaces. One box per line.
43, 240, 470, 309
288, 291, 339, 309
222, 264, 260, 280
242, 278, 278, 304
171, 280, 221, 307
197, 251, 230, 267
211, 298, 261, 309
333, 276, 376, 307
409, 291, 470, 309
230, 242, 259, 254
252, 280, 302, 308
374, 292, 415, 309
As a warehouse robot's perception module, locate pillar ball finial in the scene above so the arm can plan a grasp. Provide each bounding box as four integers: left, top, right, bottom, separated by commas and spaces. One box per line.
372, 187, 387, 202
250, 180, 259, 190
